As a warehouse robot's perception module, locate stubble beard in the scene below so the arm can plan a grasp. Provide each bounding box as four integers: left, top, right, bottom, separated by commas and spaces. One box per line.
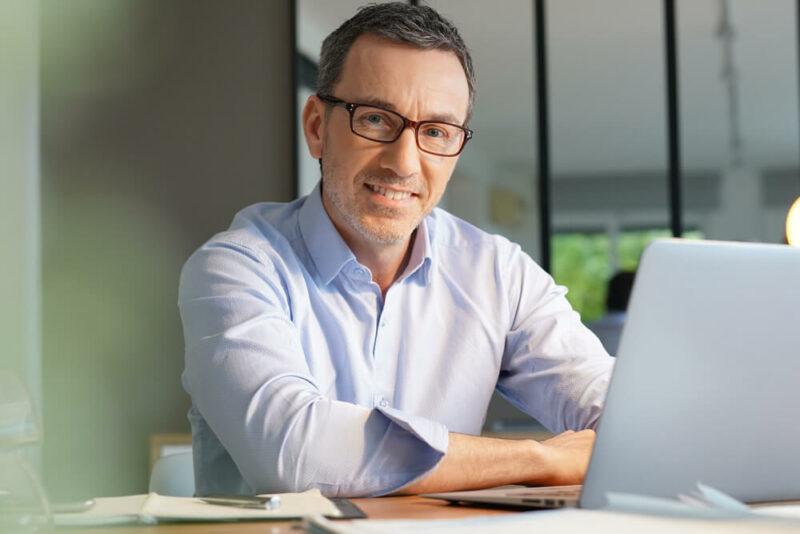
322, 164, 430, 246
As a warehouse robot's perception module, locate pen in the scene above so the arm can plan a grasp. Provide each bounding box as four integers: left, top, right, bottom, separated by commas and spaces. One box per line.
198, 494, 281, 510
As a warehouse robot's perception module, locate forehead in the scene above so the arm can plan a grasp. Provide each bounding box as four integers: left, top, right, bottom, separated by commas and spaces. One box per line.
333, 34, 470, 124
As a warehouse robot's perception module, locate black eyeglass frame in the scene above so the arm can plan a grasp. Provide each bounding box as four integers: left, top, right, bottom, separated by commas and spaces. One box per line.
317, 94, 473, 157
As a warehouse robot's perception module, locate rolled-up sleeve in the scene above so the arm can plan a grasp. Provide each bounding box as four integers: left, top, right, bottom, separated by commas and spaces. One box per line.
497, 248, 615, 433
179, 241, 448, 497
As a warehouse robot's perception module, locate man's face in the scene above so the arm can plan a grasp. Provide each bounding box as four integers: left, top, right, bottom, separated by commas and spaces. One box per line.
308, 34, 470, 248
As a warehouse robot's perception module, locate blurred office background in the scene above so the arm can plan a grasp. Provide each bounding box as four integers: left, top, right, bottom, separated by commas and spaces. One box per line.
2, 0, 799, 501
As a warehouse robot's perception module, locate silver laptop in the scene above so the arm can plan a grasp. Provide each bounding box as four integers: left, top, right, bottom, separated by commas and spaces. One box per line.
425, 239, 800, 509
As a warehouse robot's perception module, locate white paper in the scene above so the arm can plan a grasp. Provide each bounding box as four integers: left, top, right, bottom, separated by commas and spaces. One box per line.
605, 483, 800, 522
141, 489, 341, 521
54, 489, 340, 526
53, 494, 148, 526
308, 509, 800, 534
753, 505, 800, 519
605, 491, 749, 519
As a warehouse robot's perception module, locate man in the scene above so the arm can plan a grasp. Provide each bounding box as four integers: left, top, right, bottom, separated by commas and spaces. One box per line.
179, 3, 613, 498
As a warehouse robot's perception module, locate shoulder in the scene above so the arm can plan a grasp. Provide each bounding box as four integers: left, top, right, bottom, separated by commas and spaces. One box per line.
218, 199, 304, 257
424, 209, 558, 329
179, 199, 306, 297
426, 207, 531, 271
425, 208, 561, 315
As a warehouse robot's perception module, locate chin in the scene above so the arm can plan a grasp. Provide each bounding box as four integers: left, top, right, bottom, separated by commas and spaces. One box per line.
358, 227, 410, 245
356, 219, 416, 245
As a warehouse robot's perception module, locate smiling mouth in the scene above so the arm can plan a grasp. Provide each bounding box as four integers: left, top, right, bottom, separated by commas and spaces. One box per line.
366, 183, 415, 201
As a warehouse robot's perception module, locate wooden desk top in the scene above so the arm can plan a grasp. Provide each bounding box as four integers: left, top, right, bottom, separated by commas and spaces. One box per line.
86, 496, 513, 533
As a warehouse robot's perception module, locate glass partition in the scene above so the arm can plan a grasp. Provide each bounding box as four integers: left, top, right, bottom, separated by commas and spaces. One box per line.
678, 0, 800, 244
549, 0, 671, 327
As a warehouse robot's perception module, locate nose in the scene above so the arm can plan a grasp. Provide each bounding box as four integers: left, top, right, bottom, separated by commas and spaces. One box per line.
378, 127, 422, 178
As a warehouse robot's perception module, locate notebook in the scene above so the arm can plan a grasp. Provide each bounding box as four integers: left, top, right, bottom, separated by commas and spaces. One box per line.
53, 489, 353, 526
425, 239, 800, 509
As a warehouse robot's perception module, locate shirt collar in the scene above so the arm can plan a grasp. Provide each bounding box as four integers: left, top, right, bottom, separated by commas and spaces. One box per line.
298, 181, 433, 286
298, 182, 356, 285
398, 217, 433, 285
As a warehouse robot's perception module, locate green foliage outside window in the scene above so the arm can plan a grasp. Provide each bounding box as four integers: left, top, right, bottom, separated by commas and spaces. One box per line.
551, 233, 611, 322
552, 229, 703, 322
617, 229, 672, 271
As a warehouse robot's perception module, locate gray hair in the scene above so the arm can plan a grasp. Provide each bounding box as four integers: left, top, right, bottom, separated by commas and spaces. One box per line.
317, 2, 475, 121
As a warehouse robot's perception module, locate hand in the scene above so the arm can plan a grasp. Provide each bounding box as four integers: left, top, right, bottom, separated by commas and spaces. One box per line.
394, 430, 596, 495
530, 429, 596, 486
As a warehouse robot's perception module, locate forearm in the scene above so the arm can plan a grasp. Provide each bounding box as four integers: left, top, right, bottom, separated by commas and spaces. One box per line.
394, 430, 594, 495
394, 433, 540, 494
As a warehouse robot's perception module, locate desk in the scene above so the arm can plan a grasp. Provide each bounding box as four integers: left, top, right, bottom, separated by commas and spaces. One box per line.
83, 496, 511, 533
63, 496, 800, 533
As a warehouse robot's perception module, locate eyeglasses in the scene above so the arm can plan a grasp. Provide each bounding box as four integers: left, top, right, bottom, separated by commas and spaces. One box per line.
317, 94, 473, 157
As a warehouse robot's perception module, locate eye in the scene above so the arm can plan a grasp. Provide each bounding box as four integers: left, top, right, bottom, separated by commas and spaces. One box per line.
365, 113, 384, 125
355, 109, 397, 130
422, 125, 449, 139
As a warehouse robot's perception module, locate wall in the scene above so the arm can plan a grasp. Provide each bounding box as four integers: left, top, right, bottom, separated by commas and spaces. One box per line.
40, 0, 293, 500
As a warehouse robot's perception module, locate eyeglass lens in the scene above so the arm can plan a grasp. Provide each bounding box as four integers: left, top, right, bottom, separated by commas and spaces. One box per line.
351, 106, 465, 156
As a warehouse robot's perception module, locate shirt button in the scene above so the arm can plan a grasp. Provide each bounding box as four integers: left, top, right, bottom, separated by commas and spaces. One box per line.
379, 398, 389, 408
380, 321, 386, 328
352, 267, 369, 281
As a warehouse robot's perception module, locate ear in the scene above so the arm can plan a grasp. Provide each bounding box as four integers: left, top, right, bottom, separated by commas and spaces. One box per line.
302, 95, 326, 159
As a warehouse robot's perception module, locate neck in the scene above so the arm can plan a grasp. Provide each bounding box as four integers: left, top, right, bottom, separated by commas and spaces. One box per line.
346, 231, 416, 297
318, 187, 418, 296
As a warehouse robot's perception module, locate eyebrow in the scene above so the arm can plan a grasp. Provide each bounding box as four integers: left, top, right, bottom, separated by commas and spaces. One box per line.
354, 95, 464, 126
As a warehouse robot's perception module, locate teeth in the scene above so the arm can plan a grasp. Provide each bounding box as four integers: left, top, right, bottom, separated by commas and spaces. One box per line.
368, 184, 412, 200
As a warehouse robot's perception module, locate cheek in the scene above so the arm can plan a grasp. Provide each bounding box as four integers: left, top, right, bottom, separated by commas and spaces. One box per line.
422, 158, 456, 195
323, 134, 375, 181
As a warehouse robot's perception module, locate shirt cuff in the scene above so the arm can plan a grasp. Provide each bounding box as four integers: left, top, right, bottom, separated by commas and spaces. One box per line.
377, 405, 450, 454
366, 406, 450, 496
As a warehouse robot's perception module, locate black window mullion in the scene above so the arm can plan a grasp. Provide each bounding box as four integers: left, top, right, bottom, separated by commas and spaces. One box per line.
534, 0, 552, 272
664, 0, 683, 237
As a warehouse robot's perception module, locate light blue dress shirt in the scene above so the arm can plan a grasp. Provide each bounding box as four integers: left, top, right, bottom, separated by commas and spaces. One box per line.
179, 184, 613, 497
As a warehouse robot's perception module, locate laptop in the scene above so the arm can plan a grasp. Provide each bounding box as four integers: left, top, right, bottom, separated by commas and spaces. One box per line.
425, 239, 800, 509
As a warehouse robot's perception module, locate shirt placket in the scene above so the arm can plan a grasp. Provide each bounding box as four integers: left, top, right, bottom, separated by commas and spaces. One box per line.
371, 284, 400, 411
